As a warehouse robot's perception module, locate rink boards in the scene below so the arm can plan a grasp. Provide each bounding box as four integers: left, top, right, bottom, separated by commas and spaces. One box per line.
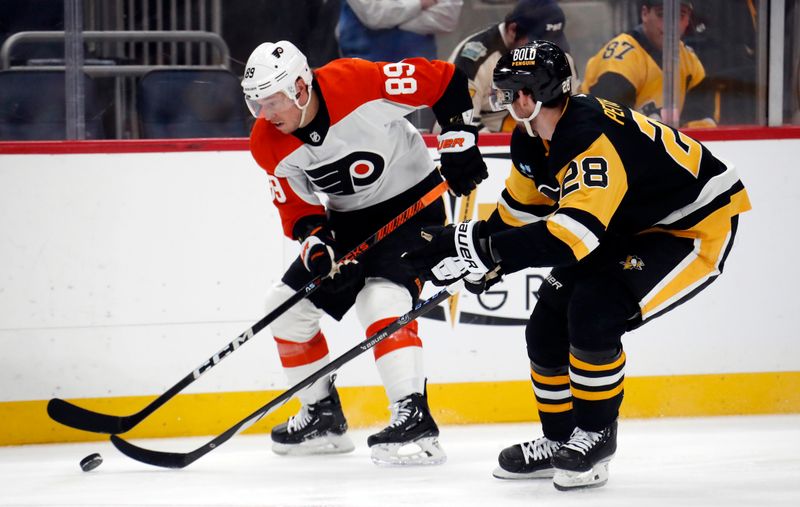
1, 130, 799, 445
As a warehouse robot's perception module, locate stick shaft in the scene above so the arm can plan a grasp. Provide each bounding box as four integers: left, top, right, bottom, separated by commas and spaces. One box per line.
48, 180, 449, 434
111, 281, 462, 468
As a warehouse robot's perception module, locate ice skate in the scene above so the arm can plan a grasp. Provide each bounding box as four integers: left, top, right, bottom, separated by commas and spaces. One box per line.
552, 420, 617, 491
367, 389, 445, 466
492, 436, 564, 479
271, 385, 354, 456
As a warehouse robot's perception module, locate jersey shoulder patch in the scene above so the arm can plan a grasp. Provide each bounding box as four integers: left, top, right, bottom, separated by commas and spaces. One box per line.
459, 40, 488, 62
452, 26, 505, 78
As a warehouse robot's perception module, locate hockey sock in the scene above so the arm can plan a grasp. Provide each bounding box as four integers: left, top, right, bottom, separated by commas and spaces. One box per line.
274, 331, 332, 405
569, 346, 625, 431
370, 319, 424, 402
530, 361, 575, 442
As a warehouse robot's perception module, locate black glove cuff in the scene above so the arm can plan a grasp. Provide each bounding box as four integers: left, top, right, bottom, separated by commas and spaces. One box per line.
293, 215, 331, 242
472, 220, 498, 267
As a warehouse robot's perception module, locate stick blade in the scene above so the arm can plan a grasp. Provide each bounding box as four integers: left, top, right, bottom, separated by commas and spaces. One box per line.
110, 435, 192, 469
47, 398, 135, 434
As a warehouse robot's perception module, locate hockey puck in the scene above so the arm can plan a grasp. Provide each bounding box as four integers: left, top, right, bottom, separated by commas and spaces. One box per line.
80, 452, 103, 472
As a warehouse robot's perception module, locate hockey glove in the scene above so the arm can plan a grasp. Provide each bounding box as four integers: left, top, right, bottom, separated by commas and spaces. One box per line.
300, 226, 364, 292
300, 226, 337, 279
404, 220, 498, 286
438, 124, 488, 197
463, 267, 503, 295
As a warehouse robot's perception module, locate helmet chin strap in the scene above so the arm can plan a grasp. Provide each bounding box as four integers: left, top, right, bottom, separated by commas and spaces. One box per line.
294, 84, 314, 127
506, 101, 542, 137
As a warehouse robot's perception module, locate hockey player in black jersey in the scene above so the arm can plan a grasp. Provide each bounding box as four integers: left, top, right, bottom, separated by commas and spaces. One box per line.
405, 40, 750, 490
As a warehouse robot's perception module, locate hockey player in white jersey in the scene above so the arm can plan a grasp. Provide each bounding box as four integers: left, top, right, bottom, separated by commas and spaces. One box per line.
242, 40, 487, 465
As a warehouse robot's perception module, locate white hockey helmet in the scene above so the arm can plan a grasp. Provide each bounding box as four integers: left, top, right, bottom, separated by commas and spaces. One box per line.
241, 40, 313, 119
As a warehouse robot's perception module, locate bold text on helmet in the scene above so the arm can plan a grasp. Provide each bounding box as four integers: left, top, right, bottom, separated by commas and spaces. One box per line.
512, 47, 537, 66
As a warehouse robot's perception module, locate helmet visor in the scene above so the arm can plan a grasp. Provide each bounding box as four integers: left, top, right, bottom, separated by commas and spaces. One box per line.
244, 90, 295, 119
490, 87, 517, 112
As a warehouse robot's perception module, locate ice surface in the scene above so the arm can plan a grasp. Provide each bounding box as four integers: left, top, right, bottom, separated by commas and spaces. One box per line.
1, 415, 798, 507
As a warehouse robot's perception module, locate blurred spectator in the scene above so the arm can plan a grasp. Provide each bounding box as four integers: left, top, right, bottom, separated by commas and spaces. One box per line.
0, 0, 64, 65
788, 1, 800, 124
223, 0, 340, 75
581, 0, 715, 128
683, 0, 757, 125
447, 0, 577, 132
338, 0, 463, 61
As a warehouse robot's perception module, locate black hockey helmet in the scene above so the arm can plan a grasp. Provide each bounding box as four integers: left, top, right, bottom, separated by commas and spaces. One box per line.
492, 40, 572, 110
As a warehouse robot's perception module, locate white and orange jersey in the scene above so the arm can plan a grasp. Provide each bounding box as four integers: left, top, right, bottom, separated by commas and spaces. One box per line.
250, 58, 460, 239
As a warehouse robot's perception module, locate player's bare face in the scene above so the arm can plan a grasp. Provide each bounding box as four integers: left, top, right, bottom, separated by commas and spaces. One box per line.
510, 91, 534, 119
641, 5, 691, 51
258, 92, 302, 133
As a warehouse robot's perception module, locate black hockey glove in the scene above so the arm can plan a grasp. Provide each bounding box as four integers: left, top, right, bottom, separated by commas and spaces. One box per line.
300, 225, 364, 292
437, 124, 488, 196
404, 220, 498, 286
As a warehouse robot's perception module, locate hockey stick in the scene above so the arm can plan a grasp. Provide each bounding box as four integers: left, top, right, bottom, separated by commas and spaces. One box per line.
448, 188, 477, 325
47, 179, 449, 434
110, 280, 463, 468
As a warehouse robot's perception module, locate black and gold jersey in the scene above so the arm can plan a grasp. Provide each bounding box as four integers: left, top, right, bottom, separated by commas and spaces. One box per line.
490, 94, 751, 273
580, 27, 713, 127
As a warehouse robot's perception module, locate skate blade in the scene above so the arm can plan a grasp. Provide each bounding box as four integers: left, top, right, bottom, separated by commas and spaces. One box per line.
492, 466, 555, 480
370, 436, 447, 467
553, 457, 612, 491
272, 433, 355, 456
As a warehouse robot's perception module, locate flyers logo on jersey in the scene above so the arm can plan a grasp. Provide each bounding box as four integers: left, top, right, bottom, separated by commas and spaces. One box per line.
512, 47, 537, 66
306, 151, 385, 195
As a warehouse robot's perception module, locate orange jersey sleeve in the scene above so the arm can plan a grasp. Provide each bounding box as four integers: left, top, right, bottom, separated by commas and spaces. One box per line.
249, 121, 326, 239
317, 58, 457, 124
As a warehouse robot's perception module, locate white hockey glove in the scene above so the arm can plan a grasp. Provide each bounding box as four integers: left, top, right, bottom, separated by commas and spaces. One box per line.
404, 220, 498, 287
